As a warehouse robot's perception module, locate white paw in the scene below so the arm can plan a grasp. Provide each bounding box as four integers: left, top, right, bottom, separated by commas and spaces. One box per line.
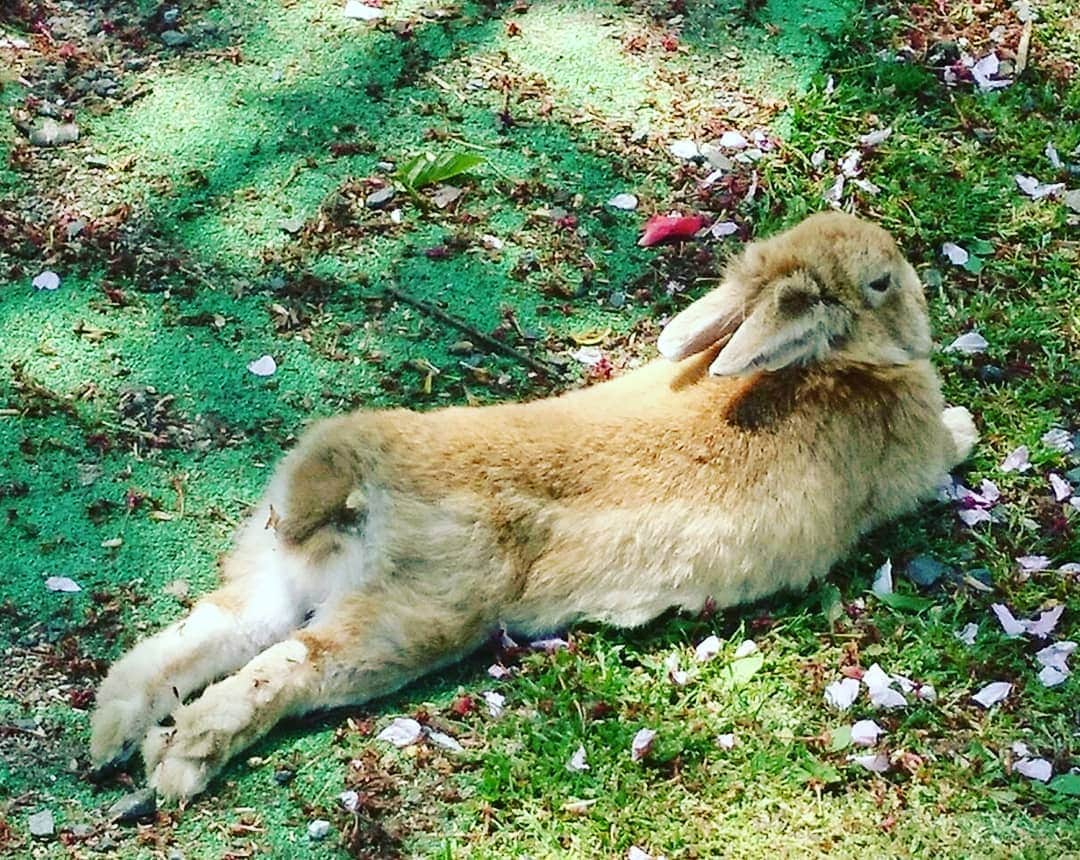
942, 406, 979, 462
143, 725, 218, 801
90, 695, 150, 766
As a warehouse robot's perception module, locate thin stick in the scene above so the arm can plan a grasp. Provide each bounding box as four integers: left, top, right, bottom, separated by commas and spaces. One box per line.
1016, 19, 1033, 77
385, 286, 562, 378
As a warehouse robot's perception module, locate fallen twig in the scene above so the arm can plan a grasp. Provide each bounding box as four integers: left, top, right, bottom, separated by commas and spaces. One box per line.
384, 286, 562, 378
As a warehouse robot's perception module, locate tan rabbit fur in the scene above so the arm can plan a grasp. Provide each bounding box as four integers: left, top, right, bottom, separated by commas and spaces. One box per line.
90, 212, 978, 799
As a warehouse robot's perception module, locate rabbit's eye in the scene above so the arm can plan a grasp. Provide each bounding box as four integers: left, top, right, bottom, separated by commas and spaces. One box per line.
867, 275, 891, 293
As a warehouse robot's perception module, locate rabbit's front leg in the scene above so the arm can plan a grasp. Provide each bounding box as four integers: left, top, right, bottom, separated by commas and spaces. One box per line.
91, 571, 304, 770
143, 590, 489, 800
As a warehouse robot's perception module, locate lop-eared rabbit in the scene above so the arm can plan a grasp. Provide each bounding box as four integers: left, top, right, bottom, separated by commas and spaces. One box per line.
91, 212, 977, 799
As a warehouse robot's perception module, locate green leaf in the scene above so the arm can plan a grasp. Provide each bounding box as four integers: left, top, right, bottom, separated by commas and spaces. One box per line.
969, 238, 994, 255
395, 150, 486, 192
875, 591, 934, 612
820, 583, 843, 624
1048, 773, 1080, 796
962, 254, 984, 274
828, 725, 853, 752
718, 653, 764, 688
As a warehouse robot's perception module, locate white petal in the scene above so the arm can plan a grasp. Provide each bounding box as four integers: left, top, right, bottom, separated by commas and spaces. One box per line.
1014, 757, 1053, 782
871, 559, 893, 596
979, 479, 1001, 502
944, 331, 989, 354
991, 603, 1027, 637
44, 576, 81, 592
941, 242, 969, 265
566, 744, 589, 771
716, 733, 736, 750
376, 717, 423, 747
1038, 665, 1068, 687
631, 728, 656, 762
1024, 604, 1064, 638
694, 635, 722, 663
851, 752, 890, 773
1042, 428, 1075, 453
608, 193, 639, 211
426, 729, 464, 753
339, 790, 360, 812
569, 346, 603, 367
1017, 555, 1051, 572
972, 681, 1012, 708
824, 677, 860, 711
1035, 641, 1077, 672
955, 622, 979, 646
1001, 445, 1031, 473
862, 663, 892, 694
1015, 174, 1065, 200
343, 0, 386, 20
959, 508, 992, 527
810, 148, 827, 168
709, 221, 739, 238
859, 127, 892, 146
823, 174, 845, 206
718, 131, 748, 149
487, 663, 511, 680
665, 653, 689, 686
530, 637, 569, 652
32, 270, 61, 291
669, 139, 700, 160
869, 687, 908, 709
916, 684, 937, 703
1012, 741, 1032, 758
1045, 141, 1063, 169
851, 719, 885, 746
839, 149, 862, 177
852, 178, 880, 195
483, 691, 506, 718
247, 355, 277, 376
733, 639, 758, 659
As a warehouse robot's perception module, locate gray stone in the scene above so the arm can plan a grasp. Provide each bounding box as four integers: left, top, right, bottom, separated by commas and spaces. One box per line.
160, 30, 191, 48
107, 788, 157, 824
905, 555, 950, 588
308, 819, 331, 840
365, 187, 396, 209
28, 809, 55, 839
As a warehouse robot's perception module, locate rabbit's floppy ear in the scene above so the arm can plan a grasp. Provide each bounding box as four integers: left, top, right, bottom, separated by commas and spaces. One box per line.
708, 298, 850, 377
657, 285, 746, 361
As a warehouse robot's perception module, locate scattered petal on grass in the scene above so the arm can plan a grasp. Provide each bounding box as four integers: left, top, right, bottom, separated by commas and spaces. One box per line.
45, 576, 81, 592
1012, 741, 1032, 758
1035, 641, 1076, 673
955, 622, 979, 645
665, 653, 689, 686
376, 718, 423, 747
851, 720, 886, 746
944, 331, 988, 354
1025, 605, 1064, 638
959, 508, 992, 527
1001, 445, 1031, 473
718, 130, 748, 149
1015, 174, 1065, 200
631, 728, 656, 762
917, 684, 937, 703
1042, 428, 1075, 453
971, 52, 1011, 90
628, 847, 666, 860
32, 270, 61, 291
716, 733, 736, 750
566, 744, 589, 772
1065, 189, 1080, 214
733, 639, 758, 659
1045, 141, 1063, 169
852, 178, 880, 195
839, 149, 862, 177
483, 691, 505, 718
487, 663, 510, 680
871, 559, 893, 596
859, 127, 892, 146
992, 604, 1027, 637
343, 0, 386, 20
669, 139, 700, 160
247, 355, 277, 377
852, 752, 890, 773
824, 677, 860, 711
638, 214, 707, 247
1017, 555, 1051, 572
810, 148, 827, 168
694, 635, 721, 662
1015, 758, 1053, 782
426, 730, 464, 753
308, 819, 331, 840
823, 174, 845, 206
570, 346, 603, 367
608, 193, 639, 211
1038, 665, 1069, 687
709, 221, 738, 238
972, 681, 1012, 708
862, 664, 908, 709
530, 637, 569, 652
941, 243, 969, 265
339, 790, 360, 812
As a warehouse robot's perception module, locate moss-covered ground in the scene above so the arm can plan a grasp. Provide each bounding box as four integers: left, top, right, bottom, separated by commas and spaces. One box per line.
1, 0, 1078, 856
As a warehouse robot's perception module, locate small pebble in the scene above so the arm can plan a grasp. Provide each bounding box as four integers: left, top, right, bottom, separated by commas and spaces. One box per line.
273, 768, 295, 785
308, 819, 331, 840
107, 788, 157, 824
905, 555, 950, 588
28, 809, 55, 839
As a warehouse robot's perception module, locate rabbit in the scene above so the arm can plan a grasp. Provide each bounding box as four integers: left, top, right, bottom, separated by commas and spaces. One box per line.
90, 211, 978, 799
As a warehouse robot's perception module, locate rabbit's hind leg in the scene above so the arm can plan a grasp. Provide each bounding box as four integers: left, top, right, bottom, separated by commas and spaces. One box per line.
90, 553, 307, 771
143, 587, 489, 800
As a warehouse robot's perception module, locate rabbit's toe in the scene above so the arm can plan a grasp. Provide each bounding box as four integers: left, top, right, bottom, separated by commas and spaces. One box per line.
90, 694, 150, 767
942, 406, 978, 463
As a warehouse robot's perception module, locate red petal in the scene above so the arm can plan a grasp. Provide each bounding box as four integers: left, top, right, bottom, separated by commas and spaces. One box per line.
638, 214, 707, 247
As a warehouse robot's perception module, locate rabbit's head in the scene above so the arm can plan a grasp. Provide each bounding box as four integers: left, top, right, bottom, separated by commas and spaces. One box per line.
657, 212, 931, 376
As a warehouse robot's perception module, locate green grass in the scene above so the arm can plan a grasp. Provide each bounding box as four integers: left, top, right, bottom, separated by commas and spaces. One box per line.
1, 0, 1077, 856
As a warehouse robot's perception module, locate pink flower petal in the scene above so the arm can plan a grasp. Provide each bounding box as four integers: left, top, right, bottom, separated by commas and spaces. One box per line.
247, 355, 277, 377
631, 728, 656, 762
824, 677, 860, 711
941, 243, 969, 265
376, 717, 423, 747
1017, 555, 1051, 572
44, 576, 81, 593
1035, 641, 1076, 672
1042, 429, 1075, 453
638, 214, 708, 247
483, 691, 506, 718
945, 331, 988, 354
694, 635, 721, 663
32, 270, 61, 291
566, 744, 589, 772
716, 733, 736, 750
871, 559, 893, 596
992, 604, 1027, 637
851, 720, 885, 746
1000, 445, 1031, 473
1038, 665, 1068, 687
852, 752, 890, 773
1025, 605, 1064, 638
972, 681, 1012, 708
1014, 757, 1052, 782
